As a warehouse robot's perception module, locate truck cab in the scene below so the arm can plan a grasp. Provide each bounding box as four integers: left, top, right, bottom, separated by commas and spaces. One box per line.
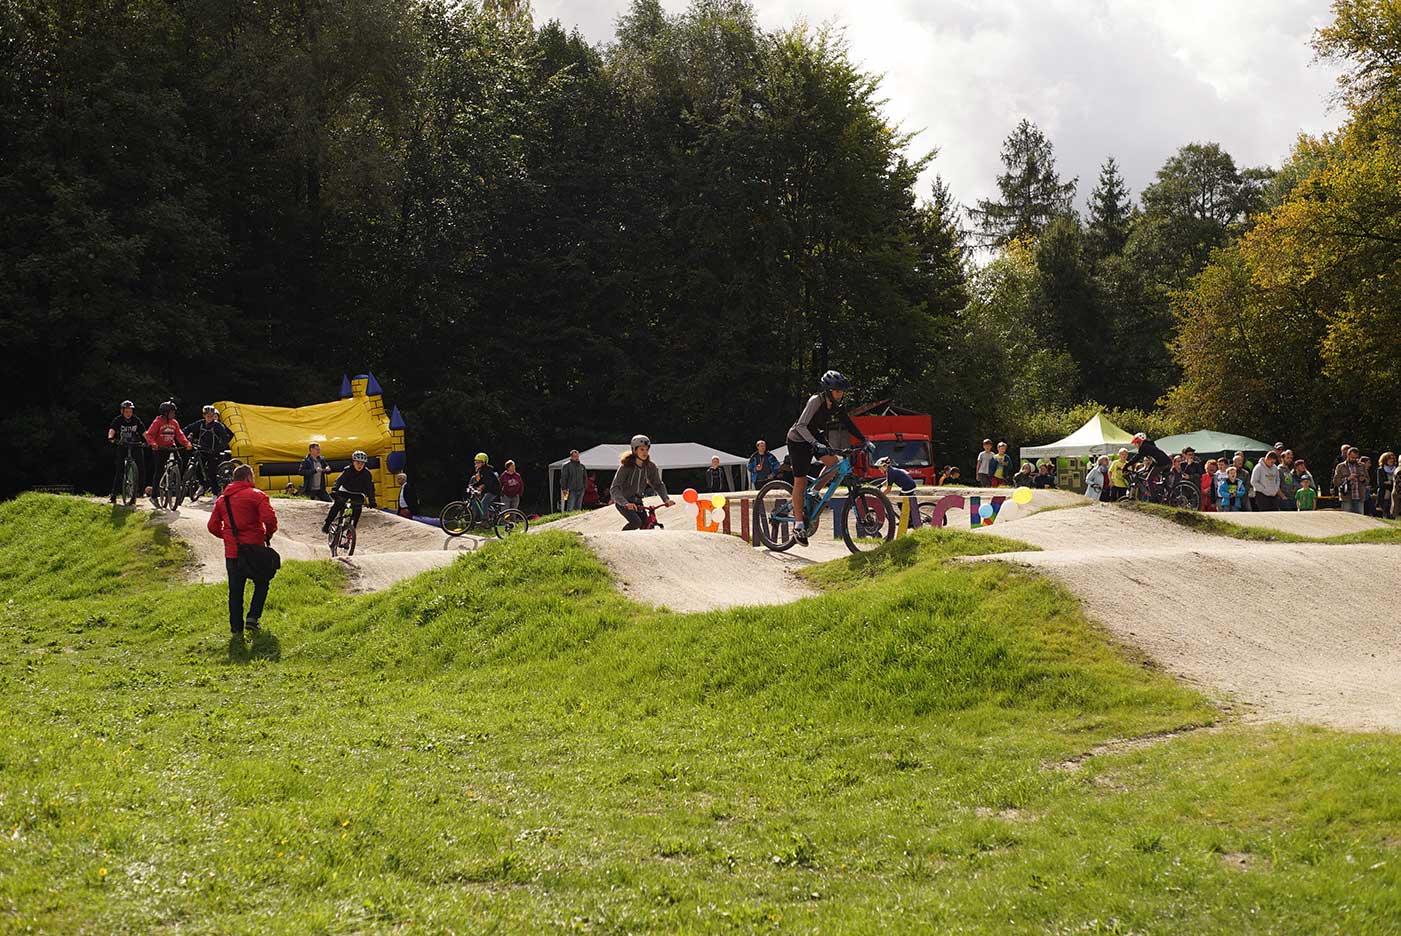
847, 401, 936, 486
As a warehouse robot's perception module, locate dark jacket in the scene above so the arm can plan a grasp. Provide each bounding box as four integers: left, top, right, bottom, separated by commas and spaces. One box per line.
747, 451, 780, 487
611, 454, 669, 504
183, 418, 233, 453
299, 454, 331, 491
473, 463, 501, 496
704, 466, 728, 493
398, 480, 419, 515
560, 459, 586, 493
332, 465, 377, 507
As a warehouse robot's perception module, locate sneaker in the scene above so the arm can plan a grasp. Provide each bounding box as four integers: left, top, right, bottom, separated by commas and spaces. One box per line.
245, 619, 261, 634
230, 625, 243, 636
794, 524, 809, 547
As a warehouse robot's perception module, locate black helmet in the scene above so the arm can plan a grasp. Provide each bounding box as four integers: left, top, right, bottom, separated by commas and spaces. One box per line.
159, 400, 177, 416
820, 370, 851, 391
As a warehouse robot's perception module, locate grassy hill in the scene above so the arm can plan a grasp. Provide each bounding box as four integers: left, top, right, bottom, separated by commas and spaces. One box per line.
1, 494, 1398, 932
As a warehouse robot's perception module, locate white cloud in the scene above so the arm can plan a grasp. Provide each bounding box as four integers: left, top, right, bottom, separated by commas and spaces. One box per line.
532, 0, 1343, 210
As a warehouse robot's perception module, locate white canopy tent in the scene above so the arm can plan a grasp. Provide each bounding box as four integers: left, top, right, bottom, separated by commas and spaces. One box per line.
548, 442, 747, 511
1020, 412, 1136, 461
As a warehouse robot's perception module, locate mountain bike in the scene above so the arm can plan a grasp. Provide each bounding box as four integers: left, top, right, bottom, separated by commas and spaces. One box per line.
1125, 463, 1201, 510
440, 488, 530, 539
754, 447, 896, 554
151, 447, 188, 511
183, 448, 240, 502
112, 429, 146, 506
327, 492, 366, 558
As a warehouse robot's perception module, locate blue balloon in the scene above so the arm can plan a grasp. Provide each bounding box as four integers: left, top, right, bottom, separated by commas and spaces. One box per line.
978, 503, 994, 519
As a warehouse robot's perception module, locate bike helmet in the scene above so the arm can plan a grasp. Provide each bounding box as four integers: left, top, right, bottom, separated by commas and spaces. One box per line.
159, 400, 177, 416
202, 404, 217, 415
630, 434, 651, 449
1131, 432, 1147, 443
119, 400, 134, 409
875, 456, 891, 468
820, 370, 851, 391
352, 450, 368, 463
474, 452, 489, 463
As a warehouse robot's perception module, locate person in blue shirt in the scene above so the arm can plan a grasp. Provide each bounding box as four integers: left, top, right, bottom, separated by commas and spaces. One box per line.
876, 457, 918, 497
747, 440, 780, 489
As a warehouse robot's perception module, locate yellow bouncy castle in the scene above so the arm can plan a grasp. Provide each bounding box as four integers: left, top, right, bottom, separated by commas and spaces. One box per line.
215, 373, 407, 505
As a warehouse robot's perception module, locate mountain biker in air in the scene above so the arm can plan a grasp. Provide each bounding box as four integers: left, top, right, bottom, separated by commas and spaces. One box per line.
470, 453, 502, 514
321, 450, 377, 533
107, 399, 143, 504
183, 405, 234, 493
785, 371, 873, 546
611, 435, 675, 530
143, 401, 193, 499
1126, 432, 1172, 491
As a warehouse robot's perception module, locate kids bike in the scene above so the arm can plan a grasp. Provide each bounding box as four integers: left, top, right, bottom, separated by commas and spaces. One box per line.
327, 491, 365, 558
754, 447, 896, 554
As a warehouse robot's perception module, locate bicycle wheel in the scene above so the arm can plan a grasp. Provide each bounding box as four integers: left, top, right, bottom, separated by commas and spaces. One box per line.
215, 460, 237, 493
755, 480, 798, 552
493, 508, 529, 539
156, 461, 183, 510
121, 455, 140, 506
328, 515, 343, 557
342, 522, 357, 557
1170, 482, 1201, 511
841, 486, 896, 554
440, 501, 472, 537
182, 461, 205, 502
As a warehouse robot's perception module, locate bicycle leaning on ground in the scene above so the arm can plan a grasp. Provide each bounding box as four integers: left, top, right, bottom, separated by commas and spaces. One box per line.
754, 447, 896, 554
327, 491, 366, 558
440, 486, 529, 539
150, 446, 188, 511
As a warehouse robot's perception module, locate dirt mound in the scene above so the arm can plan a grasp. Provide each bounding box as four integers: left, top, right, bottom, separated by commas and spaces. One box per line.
151, 497, 481, 590
1211, 510, 1390, 537
581, 531, 816, 612
971, 504, 1401, 732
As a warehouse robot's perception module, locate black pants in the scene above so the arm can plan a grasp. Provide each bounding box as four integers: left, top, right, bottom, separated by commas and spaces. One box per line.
325, 493, 363, 529
1251, 493, 1278, 512
226, 558, 269, 631
616, 500, 647, 530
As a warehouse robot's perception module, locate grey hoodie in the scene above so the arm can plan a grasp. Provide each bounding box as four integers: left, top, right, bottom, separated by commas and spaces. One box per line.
1250, 460, 1282, 497
611, 455, 669, 504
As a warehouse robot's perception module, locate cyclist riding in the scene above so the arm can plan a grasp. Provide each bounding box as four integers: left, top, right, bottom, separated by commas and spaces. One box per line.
143, 401, 192, 498
470, 453, 502, 513
107, 399, 143, 504
183, 405, 234, 493
610, 435, 675, 531
785, 371, 872, 546
321, 450, 377, 533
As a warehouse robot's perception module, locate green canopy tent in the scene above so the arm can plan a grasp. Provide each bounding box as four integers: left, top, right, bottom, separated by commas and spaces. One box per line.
1155, 430, 1273, 460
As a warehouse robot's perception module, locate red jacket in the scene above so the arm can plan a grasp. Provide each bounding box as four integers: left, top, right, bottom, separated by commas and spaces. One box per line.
145, 416, 191, 450
207, 480, 278, 559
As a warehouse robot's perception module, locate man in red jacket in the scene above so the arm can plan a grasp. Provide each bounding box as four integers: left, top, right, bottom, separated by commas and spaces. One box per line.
207, 465, 279, 635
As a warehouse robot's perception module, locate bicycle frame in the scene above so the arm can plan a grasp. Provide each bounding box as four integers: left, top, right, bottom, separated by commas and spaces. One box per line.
800, 453, 858, 521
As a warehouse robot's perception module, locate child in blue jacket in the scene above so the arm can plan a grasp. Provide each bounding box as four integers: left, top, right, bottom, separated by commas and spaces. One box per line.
1217, 466, 1247, 511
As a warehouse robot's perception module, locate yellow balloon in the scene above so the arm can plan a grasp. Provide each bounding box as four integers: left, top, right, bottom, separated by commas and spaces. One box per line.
1012, 487, 1033, 505
711, 494, 727, 509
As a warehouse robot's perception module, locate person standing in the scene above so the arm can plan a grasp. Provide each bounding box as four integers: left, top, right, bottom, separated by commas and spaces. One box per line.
747, 441, 779, 490
300, 443, 332, 501
500, 460, 524, 511
107, 399, 144, 504
704, 456, 729, 493
207, 464, 278, 636
975, 439, 995, 487
1249, 450, 1282, 512
990, 442, 1012, 487
143, 401, 192, 499
1109, 448, 1130, 501
611, 435, 675, 530
1085, 456, 1110, 501
1295, 476, 1318, 511
183, 405, 234, 492
1376, 452, 1396, 519
396, 472, 418, 518
1218, 467, 1247, 511
1332, 447, 1369, 514
560, 449, 587, 512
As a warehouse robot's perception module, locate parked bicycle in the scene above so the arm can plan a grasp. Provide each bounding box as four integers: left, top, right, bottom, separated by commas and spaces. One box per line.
440, 487, 529, 539
183, 448, 240, 502
150, 447, 188, 511
754, 447, 896, 554
1124, 464, 1200, 510
112, 429, 146, 506
327, 491, 366, 557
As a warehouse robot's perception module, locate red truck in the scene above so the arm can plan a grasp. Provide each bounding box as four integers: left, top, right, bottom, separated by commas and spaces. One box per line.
848, 401, 936, 486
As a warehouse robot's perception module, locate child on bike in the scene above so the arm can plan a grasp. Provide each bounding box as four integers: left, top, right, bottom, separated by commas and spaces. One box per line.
183, 405, 234, 494
322, 450, 376, 533
143, 401, 192, 498
610, 435, 675, 530
785, 371, 872, 546
107, 399, 144, 504
470, 453, 502, 513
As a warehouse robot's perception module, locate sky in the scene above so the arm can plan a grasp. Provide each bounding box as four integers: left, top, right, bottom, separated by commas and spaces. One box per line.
531, 0, 1345, 211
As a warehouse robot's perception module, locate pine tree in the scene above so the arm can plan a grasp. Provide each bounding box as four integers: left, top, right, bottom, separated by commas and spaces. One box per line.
1085, 156, 1132, 263
968, 119, 1077, 248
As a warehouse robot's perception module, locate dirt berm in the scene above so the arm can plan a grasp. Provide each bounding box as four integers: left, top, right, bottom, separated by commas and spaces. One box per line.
153, 497, 482, 593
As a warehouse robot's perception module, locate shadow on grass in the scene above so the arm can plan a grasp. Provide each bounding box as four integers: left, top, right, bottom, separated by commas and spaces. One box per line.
226, 630, 282, 663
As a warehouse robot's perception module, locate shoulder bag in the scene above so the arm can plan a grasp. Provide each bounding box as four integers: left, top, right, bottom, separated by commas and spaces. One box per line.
223, 491, 281, 582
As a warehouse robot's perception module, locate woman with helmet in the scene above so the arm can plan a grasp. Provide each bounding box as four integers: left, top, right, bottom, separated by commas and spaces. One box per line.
107, 399, 144, 504
143, 400, 193, 500
785, 371, 871, 546
610, 435, 675, 530
322, 450, 377, 533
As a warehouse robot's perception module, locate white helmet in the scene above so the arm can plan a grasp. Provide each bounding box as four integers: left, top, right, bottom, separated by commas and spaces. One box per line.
352, 450, 368, 463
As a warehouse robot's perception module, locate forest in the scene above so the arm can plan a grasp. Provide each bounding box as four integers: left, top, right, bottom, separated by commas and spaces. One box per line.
2, 0, 1397, 507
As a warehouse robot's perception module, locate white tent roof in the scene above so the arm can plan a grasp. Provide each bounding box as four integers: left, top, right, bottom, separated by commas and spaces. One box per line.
549, 442, 745, 471
1020, 412, 1136, 460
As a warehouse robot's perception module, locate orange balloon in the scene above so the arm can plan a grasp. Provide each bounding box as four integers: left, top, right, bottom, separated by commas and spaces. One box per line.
682, 488, 699, 504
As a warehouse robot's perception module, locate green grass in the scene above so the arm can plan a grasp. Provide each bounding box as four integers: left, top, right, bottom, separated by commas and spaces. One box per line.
1120, 500, 1401, 545
528, 509, 588, 526
2, 493, 1399, 932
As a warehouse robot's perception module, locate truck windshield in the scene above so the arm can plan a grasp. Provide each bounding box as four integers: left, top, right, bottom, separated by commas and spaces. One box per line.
874, 439, 931, 468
